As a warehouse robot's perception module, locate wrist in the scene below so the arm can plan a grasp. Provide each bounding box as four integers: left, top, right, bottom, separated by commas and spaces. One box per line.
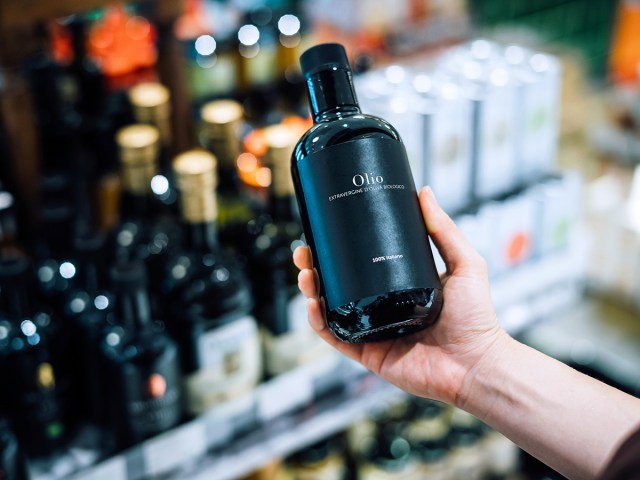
454, 327, 516, 416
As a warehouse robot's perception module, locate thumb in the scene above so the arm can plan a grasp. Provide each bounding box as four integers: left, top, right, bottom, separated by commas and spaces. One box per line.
419, 186, 482, 275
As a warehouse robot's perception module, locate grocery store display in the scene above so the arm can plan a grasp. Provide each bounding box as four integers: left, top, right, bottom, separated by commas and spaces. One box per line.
0, 0, 620, 478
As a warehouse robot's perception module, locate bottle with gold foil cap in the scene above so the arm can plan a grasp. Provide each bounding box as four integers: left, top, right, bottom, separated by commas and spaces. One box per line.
159, 149, 261, 417
200, 99, 255, 230
128, 82, 179, 212
0, 255, 75, 456
116, 124, 160, 201
250, 123, 335, 378
113, 124, 178, 291
263, 124, 299, 222
128, 82, 172, 148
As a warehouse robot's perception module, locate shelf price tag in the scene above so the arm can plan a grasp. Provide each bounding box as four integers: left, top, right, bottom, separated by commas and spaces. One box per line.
257, 369, 313, 422
143, 422, 207, 476
71, 456, 127, 480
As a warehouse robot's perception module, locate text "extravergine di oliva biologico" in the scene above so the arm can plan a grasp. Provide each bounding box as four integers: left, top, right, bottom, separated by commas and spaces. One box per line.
328, 173, 405, 202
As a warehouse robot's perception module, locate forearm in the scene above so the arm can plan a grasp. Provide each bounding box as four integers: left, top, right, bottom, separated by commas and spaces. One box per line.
458, 333, 640, 479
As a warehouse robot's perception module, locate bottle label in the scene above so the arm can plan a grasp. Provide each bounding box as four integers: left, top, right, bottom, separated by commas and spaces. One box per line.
263, 294, 337, 376
185, 315, 261, 415
297, 137, 440, 310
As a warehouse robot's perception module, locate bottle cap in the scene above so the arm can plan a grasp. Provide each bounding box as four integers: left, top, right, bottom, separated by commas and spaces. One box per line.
116, 124, 159, 195
110, 261, 147, 292
173, 149, 218, 223
200, 100, 243, 169
128, 82, 171, 121
263, 125, 297, 196
201, 100, 243, 126
116, 124, 160, 165
300, 43, 350, 79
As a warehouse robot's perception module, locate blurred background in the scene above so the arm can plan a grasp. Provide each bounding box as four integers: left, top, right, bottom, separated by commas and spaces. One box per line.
0, 0, 639, 479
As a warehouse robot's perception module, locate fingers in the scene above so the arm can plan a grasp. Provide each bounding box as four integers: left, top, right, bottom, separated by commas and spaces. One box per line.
293, 245, 313, 270
419, 186, 484, 275
297, 268, 319, 299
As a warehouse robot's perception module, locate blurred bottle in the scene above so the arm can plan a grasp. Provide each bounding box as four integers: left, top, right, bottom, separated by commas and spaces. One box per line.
128, 82, 179, 214
112, 124, 179, 297
101, 261, 182, 449
446, 408, 486, 480
200, 99, 255, 232
63, 232, 114, 426
65, 15, 106, 120
0, 418, 29, 480
237, 18, 279, 120
358, 424, 421, 479
402, 399, 450, 479
251, 125, 333, 377
0, 256, 75, 457
162, 149, 260, 416
282, 436, 347, 480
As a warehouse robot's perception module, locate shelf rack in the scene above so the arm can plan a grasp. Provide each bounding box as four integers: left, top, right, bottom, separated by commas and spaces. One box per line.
25, 239, 586, 480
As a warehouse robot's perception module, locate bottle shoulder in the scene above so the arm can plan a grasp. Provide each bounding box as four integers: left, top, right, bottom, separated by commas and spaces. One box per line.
293, 113, 401, 161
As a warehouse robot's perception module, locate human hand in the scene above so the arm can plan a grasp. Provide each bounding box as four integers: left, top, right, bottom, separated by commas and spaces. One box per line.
293, 186, 509, 406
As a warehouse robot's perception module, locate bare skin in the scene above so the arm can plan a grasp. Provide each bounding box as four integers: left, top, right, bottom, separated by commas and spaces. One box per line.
293, 186, 640, 479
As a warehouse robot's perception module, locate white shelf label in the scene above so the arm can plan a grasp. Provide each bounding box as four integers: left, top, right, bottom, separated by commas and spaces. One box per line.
257, 369, 313, 421
71, 456, 126, 480
143, 422, 207, 476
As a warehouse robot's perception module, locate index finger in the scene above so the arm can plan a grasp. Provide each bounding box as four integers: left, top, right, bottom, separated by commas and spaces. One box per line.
293, 245, 313, 270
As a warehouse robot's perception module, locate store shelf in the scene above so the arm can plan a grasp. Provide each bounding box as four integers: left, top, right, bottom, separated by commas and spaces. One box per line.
47, 356, 393, 480
493, 241, 588, 334
28, 240, 587, 480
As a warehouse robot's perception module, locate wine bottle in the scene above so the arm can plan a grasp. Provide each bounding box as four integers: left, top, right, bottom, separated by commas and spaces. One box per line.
0, 256, 75, 457
200, 99, 255, 230
113, 124, 179, 295
284, 435, 347, 480
162, 149, 260, 416
254, 125, 333, 377
64, 231, 114, 425
292, 43, 443, 343
358, 424, 420, 480
0, 418, 29, 480
101, 261, 182, 449
128, 82, 178, 211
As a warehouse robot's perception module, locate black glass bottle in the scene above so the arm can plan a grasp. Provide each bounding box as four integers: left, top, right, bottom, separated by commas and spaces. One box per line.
101, 261, 182, 449
0, 256, 75, 457
292, 43, 443, 343
161, 149, 260, 416
112, 124, 179, 299
128, 82, 179, 212
63, 232, 114, 425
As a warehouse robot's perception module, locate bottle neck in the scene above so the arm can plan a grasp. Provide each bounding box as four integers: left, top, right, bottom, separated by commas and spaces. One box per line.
306, 67, 360, 122
269, 195, 297, 223
121, 190, 154, 220
116, 286, 152, 332
185, 221, 218, 253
